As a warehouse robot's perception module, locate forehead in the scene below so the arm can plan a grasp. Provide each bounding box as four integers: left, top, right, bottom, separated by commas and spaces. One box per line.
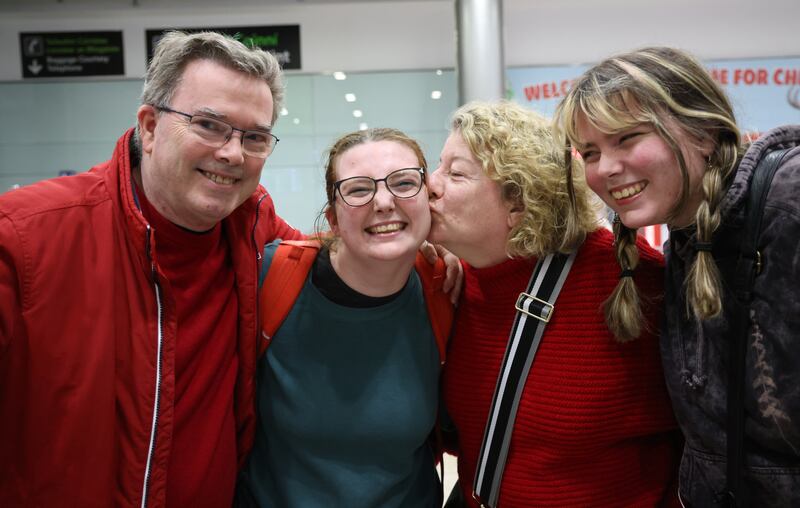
171, 59, 273, 126
573, 113, 607, 145
441, 131, 480, 163
336, 140, 420, 178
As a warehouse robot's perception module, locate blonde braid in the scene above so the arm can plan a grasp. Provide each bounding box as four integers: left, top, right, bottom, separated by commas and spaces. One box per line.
686, 159, 727, 318
605, 218, 643, 342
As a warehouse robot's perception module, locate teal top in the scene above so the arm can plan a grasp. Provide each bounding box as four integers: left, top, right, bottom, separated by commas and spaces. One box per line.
244, 243, 441, 508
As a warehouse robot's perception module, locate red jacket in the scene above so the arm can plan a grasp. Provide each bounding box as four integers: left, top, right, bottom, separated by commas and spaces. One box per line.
0, 129, 302, 507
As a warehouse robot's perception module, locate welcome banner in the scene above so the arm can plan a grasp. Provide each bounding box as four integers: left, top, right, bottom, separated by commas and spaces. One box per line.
507, 56, 800, 134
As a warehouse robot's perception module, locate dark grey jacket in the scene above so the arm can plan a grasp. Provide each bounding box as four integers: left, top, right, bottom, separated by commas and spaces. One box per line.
663, 125, 800, 508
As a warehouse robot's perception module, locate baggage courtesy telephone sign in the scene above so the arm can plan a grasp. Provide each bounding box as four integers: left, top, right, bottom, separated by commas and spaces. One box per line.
20, 31, 124, 78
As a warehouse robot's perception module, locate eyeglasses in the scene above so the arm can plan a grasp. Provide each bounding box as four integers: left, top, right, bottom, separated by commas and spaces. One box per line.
156, 106, 279, 158
334, 167, 426, 207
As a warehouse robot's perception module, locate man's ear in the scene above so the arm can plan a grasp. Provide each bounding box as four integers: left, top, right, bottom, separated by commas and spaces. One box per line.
137, 104, 158, 154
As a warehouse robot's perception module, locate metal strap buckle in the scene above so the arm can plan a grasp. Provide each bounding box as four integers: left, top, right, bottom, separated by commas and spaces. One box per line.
515, 292, 554, 323
471, 490, 489, 508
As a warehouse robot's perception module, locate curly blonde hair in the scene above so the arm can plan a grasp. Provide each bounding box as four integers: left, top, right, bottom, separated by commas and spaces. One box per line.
451, 101, 598, 259
554, 46, 742, 328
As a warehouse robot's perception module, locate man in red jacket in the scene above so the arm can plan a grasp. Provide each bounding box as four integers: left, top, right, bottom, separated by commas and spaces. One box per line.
0, 31, 303, 507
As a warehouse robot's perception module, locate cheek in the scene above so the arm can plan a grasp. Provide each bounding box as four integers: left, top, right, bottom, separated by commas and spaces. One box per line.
583, 164, 605, 196
446, 185, 474, 215
242, 159, 265, 184
411, 200, 432, 228
333, 206, 366, 236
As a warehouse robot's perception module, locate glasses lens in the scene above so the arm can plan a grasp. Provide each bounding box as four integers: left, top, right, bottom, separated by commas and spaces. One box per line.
188, 116, 231, 145
387, 169, 423, 198
241, 131, 274, 158
338, 177, 376, 206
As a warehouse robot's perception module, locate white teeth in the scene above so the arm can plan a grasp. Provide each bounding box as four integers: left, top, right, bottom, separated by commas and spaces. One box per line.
201, 170, 236, 185
611, 182, 645, 200
367, 223, 404, 234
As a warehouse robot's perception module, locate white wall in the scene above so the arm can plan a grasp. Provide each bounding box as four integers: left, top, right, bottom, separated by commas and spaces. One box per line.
503, 0, 800, 66
1, 0, 798, 82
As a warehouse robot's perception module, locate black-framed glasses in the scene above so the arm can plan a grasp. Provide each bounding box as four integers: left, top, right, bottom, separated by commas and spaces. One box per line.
334, 167, 426, 207
156, 106, 279, 158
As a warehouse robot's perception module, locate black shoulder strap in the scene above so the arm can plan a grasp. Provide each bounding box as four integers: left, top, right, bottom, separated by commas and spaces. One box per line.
726, 147, 791, 507
472, 250, 578, 508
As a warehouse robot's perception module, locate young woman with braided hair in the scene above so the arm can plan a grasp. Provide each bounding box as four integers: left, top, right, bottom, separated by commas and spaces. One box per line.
555, 46, 800, 506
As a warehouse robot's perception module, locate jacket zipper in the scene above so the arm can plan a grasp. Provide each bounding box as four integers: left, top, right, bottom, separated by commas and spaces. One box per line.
141, 224, 164, 508
252, 195, 266, 359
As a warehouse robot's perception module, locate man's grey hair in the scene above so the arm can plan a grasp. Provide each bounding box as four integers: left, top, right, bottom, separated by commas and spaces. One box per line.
142, 30, 284, 123
132, 31, 285, 163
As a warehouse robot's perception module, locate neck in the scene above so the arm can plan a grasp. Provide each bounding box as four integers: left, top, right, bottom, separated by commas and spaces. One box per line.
329, 246, 415, 297
133, 164, 215, 233
460, 242, 510, 269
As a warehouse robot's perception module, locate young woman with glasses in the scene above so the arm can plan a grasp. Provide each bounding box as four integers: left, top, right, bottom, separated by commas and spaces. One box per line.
238, 128, 447, 508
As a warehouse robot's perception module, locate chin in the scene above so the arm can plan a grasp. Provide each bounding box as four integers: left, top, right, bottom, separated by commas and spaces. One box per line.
368, 243, 419, 262
617, 213, 659, 230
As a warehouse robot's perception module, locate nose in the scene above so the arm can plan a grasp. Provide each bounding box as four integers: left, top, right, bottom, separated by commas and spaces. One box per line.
372, 181, 396, 212
214, 132, 245, 166
595, 152, 623, 178
427, 167, 443, 200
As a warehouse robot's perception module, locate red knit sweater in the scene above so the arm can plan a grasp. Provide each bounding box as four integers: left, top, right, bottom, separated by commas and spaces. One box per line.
444, 229, 679, 507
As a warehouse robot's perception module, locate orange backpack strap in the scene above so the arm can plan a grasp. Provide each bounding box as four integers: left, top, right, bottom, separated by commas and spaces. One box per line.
414, 252, 455, 365
258, 239, 321, 358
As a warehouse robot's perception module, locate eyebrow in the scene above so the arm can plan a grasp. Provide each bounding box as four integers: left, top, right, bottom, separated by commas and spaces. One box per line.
194, 107, 272, 132
445, 154, 476, 165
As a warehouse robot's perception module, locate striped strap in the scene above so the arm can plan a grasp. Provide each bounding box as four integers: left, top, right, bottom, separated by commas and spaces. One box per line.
472, 251, 578, 508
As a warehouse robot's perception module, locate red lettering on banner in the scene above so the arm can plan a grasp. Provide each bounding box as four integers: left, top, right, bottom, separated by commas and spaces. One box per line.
774, 68, 800, 85
733, 68, 768, 85
524, 85, 540, 101
710, 68, 729, 85
523, 79, 574, 102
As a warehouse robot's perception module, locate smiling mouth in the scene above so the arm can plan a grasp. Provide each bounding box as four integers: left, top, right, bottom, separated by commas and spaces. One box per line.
611, 182, 646, 200
366, 223, 405, 234
200, 169, 238, 186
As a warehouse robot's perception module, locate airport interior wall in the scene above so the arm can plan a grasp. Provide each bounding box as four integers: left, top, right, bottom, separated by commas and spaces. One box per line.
1, 0, 798, 231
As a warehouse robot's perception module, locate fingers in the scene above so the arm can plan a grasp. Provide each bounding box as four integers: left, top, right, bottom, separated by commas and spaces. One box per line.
434, 244, 464, 305
419, 240, 439, 264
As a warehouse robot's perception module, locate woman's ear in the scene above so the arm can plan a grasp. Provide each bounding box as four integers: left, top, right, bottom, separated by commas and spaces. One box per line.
325, 206, 338, 234
507, 200, 524, 229
698, 131, 717, 159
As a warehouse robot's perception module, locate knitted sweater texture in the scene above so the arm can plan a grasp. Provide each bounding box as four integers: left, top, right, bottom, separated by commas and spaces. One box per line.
443, 228, 679, 507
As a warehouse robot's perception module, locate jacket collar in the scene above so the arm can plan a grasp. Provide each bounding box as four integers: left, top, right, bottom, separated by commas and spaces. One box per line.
104, 128, 266, 262
720, 125, 800, 220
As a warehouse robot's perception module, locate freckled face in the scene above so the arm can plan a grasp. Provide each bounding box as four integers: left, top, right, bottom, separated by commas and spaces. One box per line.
575, 114, 709, 229
330, 140, 430, 264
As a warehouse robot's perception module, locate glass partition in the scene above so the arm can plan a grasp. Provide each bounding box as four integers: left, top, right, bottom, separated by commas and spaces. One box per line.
0, 69, 457, 233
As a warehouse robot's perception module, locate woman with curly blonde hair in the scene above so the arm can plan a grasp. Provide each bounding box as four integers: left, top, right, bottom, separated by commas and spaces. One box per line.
429, 100, 680, 507
554, 46, 800, 507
